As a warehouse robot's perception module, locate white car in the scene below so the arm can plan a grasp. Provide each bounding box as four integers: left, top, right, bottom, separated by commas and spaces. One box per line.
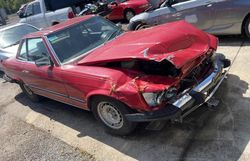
129, 0, 250, 38
0, 23, 39, 71
19, 0, 75, 29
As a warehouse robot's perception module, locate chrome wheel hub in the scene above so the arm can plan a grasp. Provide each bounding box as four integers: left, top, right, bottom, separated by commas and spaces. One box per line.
97, 102, 123, 129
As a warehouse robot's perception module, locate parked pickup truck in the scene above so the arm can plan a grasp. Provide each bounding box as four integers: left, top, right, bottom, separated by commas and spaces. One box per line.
19, 0, 76, 28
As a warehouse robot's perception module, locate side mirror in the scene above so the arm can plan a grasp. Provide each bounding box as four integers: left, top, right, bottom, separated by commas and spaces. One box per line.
35, 54, 53, 67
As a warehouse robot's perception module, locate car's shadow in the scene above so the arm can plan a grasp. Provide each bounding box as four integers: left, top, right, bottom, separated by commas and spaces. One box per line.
14, 74, 250, 161
217, 35, 249, 46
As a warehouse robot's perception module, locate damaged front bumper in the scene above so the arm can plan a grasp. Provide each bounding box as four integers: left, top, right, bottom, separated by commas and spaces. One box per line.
126, 54, 231, 122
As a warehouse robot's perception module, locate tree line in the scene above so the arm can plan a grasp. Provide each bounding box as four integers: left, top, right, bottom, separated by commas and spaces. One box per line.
0, 0, 32, 14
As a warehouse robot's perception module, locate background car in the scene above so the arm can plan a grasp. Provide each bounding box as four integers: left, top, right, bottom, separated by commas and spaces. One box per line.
17, 4, 28, 18
0, 23, 39, 71
105, 0, 150, 21
129, 0, 250, 38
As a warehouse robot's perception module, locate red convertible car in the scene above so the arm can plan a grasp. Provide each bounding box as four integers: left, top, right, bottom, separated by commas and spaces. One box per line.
3, 15, 230, 135
105, 0, 150, 21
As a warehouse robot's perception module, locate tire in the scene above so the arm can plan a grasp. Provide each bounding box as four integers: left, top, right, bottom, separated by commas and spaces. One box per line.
124, 9, 135, 22
0, 16, 6, 25
136, 24, 150, 30
91, 96, 137, 136
243, 16, 250, 38
20, 83, 41, 102
132, 22, 150, 30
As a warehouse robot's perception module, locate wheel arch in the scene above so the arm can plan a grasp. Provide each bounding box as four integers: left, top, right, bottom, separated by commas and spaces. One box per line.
86, 92, 133, 112
241, 12, 250, 35
128, 20, 146, 30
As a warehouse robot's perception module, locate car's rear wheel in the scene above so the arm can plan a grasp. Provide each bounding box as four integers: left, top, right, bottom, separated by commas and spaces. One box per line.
20, 83, 40, 102
91, 96, 137, 135
125, 9, 135, 21
243, 16, 250, 38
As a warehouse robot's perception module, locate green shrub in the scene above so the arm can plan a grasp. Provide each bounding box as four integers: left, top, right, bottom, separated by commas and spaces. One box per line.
0, 0, 32, 14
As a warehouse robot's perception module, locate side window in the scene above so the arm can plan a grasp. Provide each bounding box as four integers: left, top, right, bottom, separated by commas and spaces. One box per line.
17, 40, 28, 61
27, 38, 50, 62
25, 4, 33, 17
33, 2, 41, 15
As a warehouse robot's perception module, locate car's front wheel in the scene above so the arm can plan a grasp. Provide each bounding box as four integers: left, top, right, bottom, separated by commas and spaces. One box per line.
20, 83, 41, 102
91, 96, 137, 135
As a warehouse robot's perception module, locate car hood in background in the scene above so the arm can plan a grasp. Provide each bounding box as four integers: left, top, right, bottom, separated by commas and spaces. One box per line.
77, 21, 216, 69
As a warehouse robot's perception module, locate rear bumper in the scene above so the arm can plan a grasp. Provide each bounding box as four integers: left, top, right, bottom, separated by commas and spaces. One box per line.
126, 54, 231, 122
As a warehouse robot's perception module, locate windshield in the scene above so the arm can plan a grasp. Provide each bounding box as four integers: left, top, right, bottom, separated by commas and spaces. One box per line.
47, 16, 123, 64
0, 24, 38, 49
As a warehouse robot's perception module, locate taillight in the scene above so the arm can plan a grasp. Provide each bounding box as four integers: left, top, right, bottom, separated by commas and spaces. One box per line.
68, 11, 75, 19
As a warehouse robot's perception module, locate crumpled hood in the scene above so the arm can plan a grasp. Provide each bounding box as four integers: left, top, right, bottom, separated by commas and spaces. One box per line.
77, 21, 217, 69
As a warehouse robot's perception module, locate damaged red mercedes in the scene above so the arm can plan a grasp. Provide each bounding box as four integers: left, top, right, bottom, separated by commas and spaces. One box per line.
2, 15, 231, 135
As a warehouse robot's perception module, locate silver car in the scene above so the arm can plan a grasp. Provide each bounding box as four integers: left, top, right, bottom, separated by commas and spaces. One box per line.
128, 0, 250, 38
0, 23, 38, 71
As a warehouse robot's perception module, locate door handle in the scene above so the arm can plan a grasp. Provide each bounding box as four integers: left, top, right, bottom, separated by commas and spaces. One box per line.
22, 70, 29, 74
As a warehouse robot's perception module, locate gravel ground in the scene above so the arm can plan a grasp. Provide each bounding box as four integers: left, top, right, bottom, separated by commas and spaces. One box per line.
0, 103, 95, 161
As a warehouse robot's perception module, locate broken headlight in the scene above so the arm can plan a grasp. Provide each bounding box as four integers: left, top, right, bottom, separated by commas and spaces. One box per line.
142, 87, 177, 107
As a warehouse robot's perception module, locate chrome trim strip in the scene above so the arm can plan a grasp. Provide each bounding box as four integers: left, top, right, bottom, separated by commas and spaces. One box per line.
27, 84, 86, 103
44, 37, 62, 66
69, 96, 86, 103
28, 84, 67, 98
204, 73, 227, 102
173, 94, 192, 108
16, 59, 36, 64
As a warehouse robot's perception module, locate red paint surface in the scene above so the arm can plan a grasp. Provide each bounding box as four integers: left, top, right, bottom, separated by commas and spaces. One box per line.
106, 0, 150, 20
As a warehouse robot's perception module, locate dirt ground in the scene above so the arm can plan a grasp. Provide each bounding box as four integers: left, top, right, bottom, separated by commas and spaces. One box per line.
0, 15, 250, 161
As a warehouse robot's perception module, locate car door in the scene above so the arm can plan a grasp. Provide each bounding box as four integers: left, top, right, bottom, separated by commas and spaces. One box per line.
155, 0, 214, 31
5, 40, 29, 82
21, 38, 69, 103
207, 0, 234, 34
